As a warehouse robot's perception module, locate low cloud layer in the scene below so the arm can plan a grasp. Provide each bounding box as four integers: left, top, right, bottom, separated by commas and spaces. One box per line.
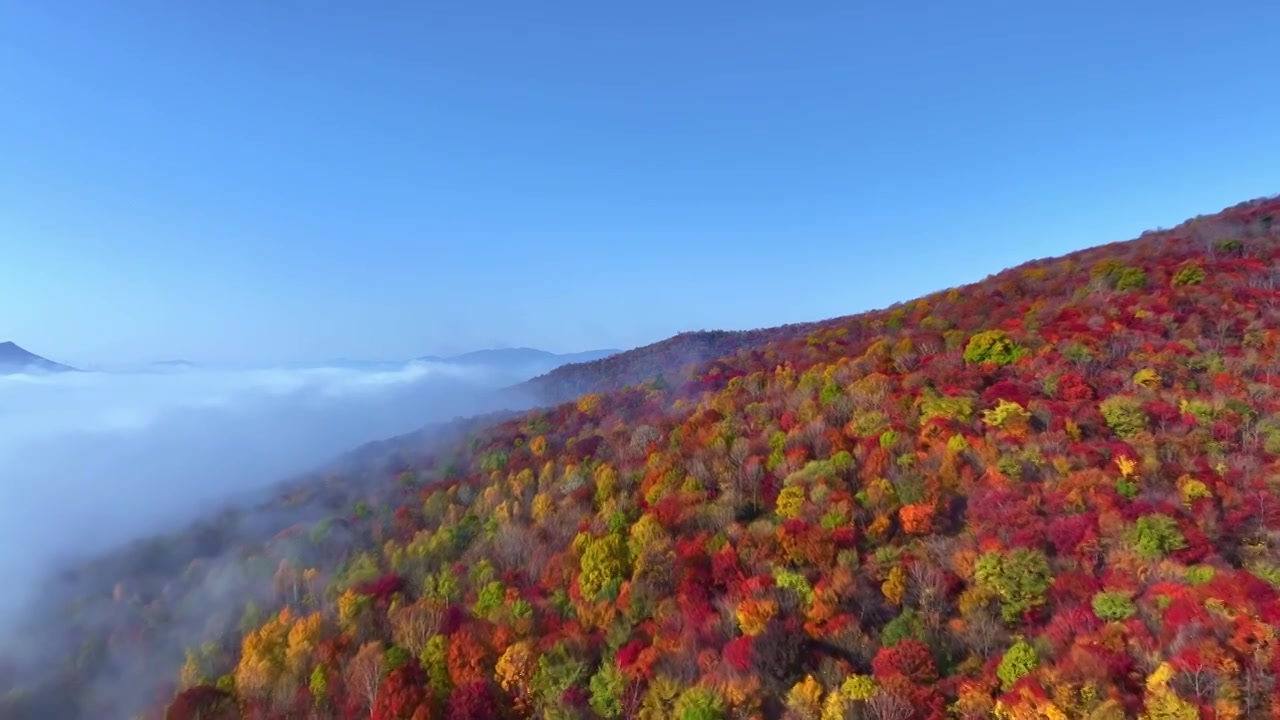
0, 360, 526, 630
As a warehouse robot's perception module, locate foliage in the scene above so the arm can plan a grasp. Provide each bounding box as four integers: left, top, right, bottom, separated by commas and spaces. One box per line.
579, 533, 630, 600
1127, 514, 1187, 560
588, 663, 627, 718
880, 608, 925, 647
1092, 259, 1148, 290
1141, 663, 1199, 719
1171, 263, 1206, 286
997, 637, 1038, 690
982, 399, 1032, 432
1091, 591, 1136, 621
919, 393, 974, 423
1099, 395, 1148, 438
964, 330, 1028, 366
974, 548, 1052, 622
673, 686, 726, 720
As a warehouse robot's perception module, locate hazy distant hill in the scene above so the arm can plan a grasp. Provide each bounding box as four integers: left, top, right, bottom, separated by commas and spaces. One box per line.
418, 346, 619, 367
141, 349, 621, 374
0, 341, 76, 374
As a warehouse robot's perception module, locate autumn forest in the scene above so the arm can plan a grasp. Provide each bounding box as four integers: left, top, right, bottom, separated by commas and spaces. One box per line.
6, 196, 1280, 720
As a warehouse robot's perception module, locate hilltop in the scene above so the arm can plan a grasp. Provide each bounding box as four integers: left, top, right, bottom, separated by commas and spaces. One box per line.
0, 341, 76, 374
4, 195, 1280, 720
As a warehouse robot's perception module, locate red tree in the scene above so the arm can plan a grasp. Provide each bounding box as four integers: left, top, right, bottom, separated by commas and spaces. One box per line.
872, 639, 938, 684
372, 661, 432, 720
166, 686, 239, 720
445, 681, 499, 720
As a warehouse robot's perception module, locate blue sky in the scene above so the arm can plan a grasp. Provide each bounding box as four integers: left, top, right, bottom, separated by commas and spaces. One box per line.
2, 1, 1277, 366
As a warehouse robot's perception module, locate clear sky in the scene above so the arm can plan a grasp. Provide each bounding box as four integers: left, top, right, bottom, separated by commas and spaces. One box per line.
2, 1, 1277, 367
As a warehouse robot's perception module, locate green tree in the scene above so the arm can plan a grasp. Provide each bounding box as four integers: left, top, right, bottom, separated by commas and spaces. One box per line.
880, 608, 926, 647
1091, 591, 1136, 621
1186, 565, 1215, 585
473, 580, 505, 619
579, 534, 631, 600
309, 665, 329, 704
589, 663, 627, 718
1100, 395, 1148, 438
383, 645, 412, 673
480, 449, 509, 472
997, 637, 1039, 690
1092, 260, 1147, 290
1114, 267, 1147, 291
774, 568, 814, 606
1171, 264, 1206, 286
919, 393, 975, 423
674, 686, 727, 720
419, 634, 451, 697
1127, 514, 1186, 560
963, 330, 1027, 366
532, 644, 588, 714
974, 548, 1052, 623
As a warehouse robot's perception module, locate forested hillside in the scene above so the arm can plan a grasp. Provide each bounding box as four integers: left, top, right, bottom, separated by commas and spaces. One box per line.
6, 196, 1280, 719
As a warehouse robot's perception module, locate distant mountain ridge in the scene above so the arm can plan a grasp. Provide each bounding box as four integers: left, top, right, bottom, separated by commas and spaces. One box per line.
269, 347, 620, 374
0, 346, 620, 376
0, 341, 76, 374
417, 347, 620, 366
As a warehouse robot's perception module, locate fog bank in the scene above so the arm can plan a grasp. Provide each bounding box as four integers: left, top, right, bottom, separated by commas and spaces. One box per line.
0, 360, 527, 629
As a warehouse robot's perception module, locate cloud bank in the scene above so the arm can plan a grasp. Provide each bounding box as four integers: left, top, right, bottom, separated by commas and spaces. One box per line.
0, 360, 525, 629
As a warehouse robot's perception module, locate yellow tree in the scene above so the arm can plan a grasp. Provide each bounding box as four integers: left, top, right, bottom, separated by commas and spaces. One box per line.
338, 588, 372, 640
285, 612, 324, 678
234, 609, 293, 701
735, 597, 778, 636
882, 565, 907, 607
785, 675, 824, 720
495, 640, 537, 713
1139, 662, 1199, 720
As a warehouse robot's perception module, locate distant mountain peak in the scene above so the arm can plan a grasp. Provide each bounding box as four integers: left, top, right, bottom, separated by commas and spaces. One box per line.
0, 341, 77, 373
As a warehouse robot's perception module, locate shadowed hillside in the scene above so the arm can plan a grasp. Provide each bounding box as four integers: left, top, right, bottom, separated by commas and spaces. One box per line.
4, 195, 1280, 719
521, 331, 785, 403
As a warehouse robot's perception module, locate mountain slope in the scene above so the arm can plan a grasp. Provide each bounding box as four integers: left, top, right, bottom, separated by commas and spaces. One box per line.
5, 195, 1280, 719
0, 341, 76, 374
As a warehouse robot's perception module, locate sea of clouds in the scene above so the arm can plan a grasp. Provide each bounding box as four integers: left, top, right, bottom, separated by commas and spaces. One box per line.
0, 359, 528, 627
